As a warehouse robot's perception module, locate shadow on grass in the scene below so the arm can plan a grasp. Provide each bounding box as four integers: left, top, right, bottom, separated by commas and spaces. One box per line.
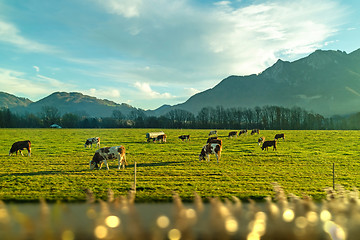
1, 169, 89, 177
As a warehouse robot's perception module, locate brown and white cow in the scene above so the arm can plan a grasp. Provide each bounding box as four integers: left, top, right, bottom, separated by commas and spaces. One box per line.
208, 130, 218, 136
258, 137, 265, 146
84, 137, 100, 148
156, 134, 167, 143
9, 140, 31, 156
178, 135, 190, 141
251, 129, 260, 135
261, 140, 276, 151
89, 146, 126, 170
228, 131, 237, 138
274, 133, 285, 141
239, 129, 247, 136
199, 143, 222, 163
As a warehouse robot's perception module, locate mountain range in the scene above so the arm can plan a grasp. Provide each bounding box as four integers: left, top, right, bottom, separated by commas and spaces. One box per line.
2, 92, 139, 118
1, 48, 360, 117
150, 48, 360, 117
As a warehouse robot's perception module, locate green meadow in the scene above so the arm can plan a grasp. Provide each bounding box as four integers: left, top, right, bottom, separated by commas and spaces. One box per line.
0, 128, 359, 202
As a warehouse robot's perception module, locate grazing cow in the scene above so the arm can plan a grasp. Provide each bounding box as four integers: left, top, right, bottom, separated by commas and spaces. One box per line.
251, 129, 260, 135
258, 137, 265, 146
239, 129, 247, 136
199, 143, 222, 163
178, 135, 190, 141
9, 140, 31, 156
84, 137, 100, 148
228, 131, 237, 138
89, 146, 126, 170
207, 136, 218, 143
208, 130, 218, 136
274, 133, 285, 141
262, 140, 277, 151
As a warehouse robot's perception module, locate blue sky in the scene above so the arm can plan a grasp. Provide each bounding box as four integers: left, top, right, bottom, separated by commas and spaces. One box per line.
1, 0, 359, 110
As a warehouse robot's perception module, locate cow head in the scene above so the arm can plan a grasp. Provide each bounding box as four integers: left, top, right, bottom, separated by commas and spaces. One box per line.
89, 160, 97, 170
199, 148, 206, 161
89, 152, 102, 170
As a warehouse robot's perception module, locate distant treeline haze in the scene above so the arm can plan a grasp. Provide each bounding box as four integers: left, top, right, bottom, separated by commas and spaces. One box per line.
0, 105, 359, 129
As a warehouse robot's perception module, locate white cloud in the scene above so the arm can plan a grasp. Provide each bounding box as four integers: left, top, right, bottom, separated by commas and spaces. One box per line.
33, 66, 39, 72
134, 82, 173, 99
0, 68, 75, 100
90, 0, 346, 80
0, 20, 56, 53
94, 0, 142, 18
184, 87, 200, 96
86, 88, 121, 99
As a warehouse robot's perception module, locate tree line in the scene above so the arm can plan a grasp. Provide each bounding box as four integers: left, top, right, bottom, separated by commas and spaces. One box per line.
0, 105, 358, 130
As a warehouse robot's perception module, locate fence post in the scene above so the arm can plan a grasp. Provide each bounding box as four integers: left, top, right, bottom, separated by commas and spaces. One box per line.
333, 163, 335, 190
134, 161, 137, 192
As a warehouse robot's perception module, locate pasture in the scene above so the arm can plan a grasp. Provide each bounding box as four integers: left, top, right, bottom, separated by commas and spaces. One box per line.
0, 128, 360, 202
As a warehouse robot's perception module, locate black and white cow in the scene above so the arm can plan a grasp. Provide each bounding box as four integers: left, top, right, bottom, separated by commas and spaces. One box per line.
261, 140, 277, 151
9, 140, 31, 156
208, 130, 218, 136
178, 135, 190, 141
199, 143, 222, 163
89, 146, 126, 170
238, 129, 247, 136
84, 137, 100, 148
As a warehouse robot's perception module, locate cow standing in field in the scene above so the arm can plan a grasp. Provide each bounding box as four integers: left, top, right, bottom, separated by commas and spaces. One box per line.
228, 131, 237, 139
9, 140, 31, 156
251, 129, 260, 135
261, 140, 277, 151
274, 133, 285, 141
239, 129, 247, 136
178, 135, 190, 141
84, 137, 100, 148
258, 137, 265, 146
199, 143, 222, 163
208, 130, 218, 136
89, 146, 126, 170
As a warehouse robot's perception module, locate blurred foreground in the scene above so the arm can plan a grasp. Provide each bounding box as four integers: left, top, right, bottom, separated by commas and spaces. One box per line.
0, 184, 357, 240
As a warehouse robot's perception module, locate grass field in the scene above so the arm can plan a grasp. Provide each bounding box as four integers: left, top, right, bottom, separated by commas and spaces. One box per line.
0, 128, 359, 202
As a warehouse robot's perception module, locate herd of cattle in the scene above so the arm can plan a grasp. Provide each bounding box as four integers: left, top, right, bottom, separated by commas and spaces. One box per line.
8, 130, 285, 170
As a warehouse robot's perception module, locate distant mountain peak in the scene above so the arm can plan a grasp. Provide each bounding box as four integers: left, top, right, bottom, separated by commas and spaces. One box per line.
0, 92, 32, 109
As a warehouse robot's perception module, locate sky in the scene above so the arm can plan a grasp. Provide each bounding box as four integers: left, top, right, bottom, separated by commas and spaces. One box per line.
0, 0, 359, 110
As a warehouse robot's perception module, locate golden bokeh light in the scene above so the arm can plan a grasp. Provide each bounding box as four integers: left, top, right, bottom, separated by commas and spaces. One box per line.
94, 225, 108, 239
105, 215, 120, 228
168, 228, 181, 240
157, 215, 170, 228
283, 209, 295, 222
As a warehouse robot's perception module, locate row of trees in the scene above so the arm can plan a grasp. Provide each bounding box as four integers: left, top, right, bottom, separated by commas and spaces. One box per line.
0, 105, 358, 130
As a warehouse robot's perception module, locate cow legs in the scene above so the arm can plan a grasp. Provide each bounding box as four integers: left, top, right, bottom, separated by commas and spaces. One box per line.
19, 150, 24, 156
104, 159, 110, 170
27, 147, 31, 156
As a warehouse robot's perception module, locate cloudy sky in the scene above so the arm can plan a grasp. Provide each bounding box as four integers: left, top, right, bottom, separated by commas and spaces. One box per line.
1, 0, 359, 110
